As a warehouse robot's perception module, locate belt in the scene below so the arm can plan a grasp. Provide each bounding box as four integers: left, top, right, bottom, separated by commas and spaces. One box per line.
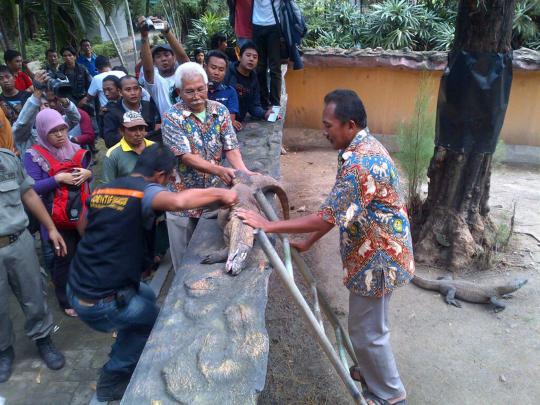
0, 230, 24, 249
76, 294, 116, 307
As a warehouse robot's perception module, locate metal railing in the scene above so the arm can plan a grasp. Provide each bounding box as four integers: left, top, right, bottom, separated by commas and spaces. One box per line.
254, 191, 367, 405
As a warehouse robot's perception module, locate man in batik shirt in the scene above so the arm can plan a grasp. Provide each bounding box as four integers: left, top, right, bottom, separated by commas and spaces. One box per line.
238, 89, 413, 405
162, 62, 255, 271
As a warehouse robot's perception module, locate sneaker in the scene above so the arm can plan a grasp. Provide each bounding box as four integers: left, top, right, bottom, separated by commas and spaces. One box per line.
0, 346, 14, 383
96, 369, 131, 402
36, 336, 65, 370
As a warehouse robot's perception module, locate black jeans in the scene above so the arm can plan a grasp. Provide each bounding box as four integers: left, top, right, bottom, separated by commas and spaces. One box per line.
253, 23, 282, 108
52, 229, 80, 310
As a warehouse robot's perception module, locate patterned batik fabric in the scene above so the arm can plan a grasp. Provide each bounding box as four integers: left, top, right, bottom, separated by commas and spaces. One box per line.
318, 129, 415, 297
162, 99, 239, 218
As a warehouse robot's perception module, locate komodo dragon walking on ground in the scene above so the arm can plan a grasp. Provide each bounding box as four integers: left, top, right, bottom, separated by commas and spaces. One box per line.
201, 171, 289, 275
412, 275, 528, 312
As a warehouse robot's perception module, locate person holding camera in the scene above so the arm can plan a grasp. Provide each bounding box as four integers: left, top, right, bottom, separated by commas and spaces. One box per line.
10, 70, 81, 155
138, 16, 190, 116
67, 144, 238, 402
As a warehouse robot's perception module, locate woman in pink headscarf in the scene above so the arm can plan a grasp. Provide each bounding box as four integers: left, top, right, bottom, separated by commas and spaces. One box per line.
23, 108, 92, 317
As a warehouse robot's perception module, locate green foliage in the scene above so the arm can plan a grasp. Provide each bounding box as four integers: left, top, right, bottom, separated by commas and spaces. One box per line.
513, 0, 540, 48
395, 75, 435, 209
93, 41, 119, 58
298, 0, 538, 51
185, 12, 234, 52
25, 29, 49, 64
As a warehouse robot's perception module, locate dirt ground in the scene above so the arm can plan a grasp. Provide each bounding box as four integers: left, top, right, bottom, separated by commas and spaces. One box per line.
259, 128, 540, 405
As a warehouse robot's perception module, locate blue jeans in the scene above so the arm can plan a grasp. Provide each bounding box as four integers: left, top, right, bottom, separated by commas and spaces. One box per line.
67, 283, 159, 374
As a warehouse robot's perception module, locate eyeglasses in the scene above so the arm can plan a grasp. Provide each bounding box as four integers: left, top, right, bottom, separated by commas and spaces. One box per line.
183, 86, 207, 97
48, 128, 67, 137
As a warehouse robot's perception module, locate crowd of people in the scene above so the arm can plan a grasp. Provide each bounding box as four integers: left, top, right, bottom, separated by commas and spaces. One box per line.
0, 3, 412, 405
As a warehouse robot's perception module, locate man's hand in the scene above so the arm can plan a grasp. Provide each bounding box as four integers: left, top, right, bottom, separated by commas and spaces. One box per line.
220, 190, 238, 208
236, 209, 270, 231
33, 70, 49, 97
241, 169, 261, 176
232, 120, 243, 132
137, 16, 150, 37
48, 228, 67, 257
264, 108, 272, 120
216, 166, 236, 185
290, 239, 312, 252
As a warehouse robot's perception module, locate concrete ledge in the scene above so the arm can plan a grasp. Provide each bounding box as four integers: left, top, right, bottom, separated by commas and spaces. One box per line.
300, 47, 540, 72
121, 218, 272, 404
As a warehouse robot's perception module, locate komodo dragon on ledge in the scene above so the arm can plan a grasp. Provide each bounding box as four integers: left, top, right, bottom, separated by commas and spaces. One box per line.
201, 170, 289, 275
412, 274, 528, 312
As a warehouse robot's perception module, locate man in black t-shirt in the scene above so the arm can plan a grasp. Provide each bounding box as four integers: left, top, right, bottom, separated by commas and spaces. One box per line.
224, 42, 271, 123
0, 65, 31, 125
67, 144, 236, 402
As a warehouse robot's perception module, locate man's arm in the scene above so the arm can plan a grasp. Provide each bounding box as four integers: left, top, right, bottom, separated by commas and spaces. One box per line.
224, 148, 250, 172
237, 211, 333, 234
21, 188, 67, 256
138, 16, 155, 84
248, 77, 270, 120
162, 25, 190, 63
59, 98, 81, 130
181, 153, 236, 184
151, 187, 237, 212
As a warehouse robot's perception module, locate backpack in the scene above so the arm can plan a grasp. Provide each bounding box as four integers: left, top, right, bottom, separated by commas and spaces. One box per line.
31, 145, 90, 229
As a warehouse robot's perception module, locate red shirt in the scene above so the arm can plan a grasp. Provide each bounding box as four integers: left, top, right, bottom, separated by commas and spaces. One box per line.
235, 0, 253, 38
14, 71, 33, 92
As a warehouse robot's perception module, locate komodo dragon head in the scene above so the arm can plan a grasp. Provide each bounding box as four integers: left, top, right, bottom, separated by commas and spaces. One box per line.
224, 171, 290, 275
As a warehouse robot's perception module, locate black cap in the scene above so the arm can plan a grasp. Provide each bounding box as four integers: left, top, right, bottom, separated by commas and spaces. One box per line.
152, 44, 173, 57
133, 144, 176, 176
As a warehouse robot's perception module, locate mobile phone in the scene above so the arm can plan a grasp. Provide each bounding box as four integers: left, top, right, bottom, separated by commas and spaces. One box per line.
267, 105, 281, 122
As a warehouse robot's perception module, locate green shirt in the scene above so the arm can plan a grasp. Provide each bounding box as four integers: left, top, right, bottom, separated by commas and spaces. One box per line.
102, 138, 154, 183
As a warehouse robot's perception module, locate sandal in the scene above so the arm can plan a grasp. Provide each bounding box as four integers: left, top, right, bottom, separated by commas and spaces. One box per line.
365, 392, 407, 405
349, 365, 367, 386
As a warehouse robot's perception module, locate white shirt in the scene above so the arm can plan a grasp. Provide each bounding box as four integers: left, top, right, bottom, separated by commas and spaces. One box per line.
139, 67, 178, 116
87, 70, 126, 107
252, 0, 280, 26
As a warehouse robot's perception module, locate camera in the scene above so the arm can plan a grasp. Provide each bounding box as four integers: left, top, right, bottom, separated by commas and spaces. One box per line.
142, 17, 165, 32
34, 72, 72, 98
48, 73, 72, 98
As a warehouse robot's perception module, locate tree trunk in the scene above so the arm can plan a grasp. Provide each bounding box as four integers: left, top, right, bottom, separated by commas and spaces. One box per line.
108, 15, 127, 66
45, 0, 56, 50
16, 1, 26, 58
92, 4, 127, 67
414, 0, 516, 271
123, 0, 138, 69
0, 17, 12, 50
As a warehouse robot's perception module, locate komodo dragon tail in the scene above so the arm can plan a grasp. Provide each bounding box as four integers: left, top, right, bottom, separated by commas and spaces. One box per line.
411, 275, 442, 291
250, 175, 290, 220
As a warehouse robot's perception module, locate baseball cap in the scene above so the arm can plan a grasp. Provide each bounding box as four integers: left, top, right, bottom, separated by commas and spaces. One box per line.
122, 111, 148, 128
152, 44, 173, 57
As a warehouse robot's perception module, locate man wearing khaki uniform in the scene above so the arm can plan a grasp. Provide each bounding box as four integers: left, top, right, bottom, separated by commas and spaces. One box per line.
0, 148, 67, 383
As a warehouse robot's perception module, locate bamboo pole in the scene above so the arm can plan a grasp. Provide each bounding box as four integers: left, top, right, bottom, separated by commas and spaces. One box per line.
255, 229, 366, 405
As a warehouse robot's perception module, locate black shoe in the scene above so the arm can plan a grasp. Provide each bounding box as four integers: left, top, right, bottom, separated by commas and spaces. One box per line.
96, 370, 131, 402
0, 346, 14, 383
36, 336, 65, 370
